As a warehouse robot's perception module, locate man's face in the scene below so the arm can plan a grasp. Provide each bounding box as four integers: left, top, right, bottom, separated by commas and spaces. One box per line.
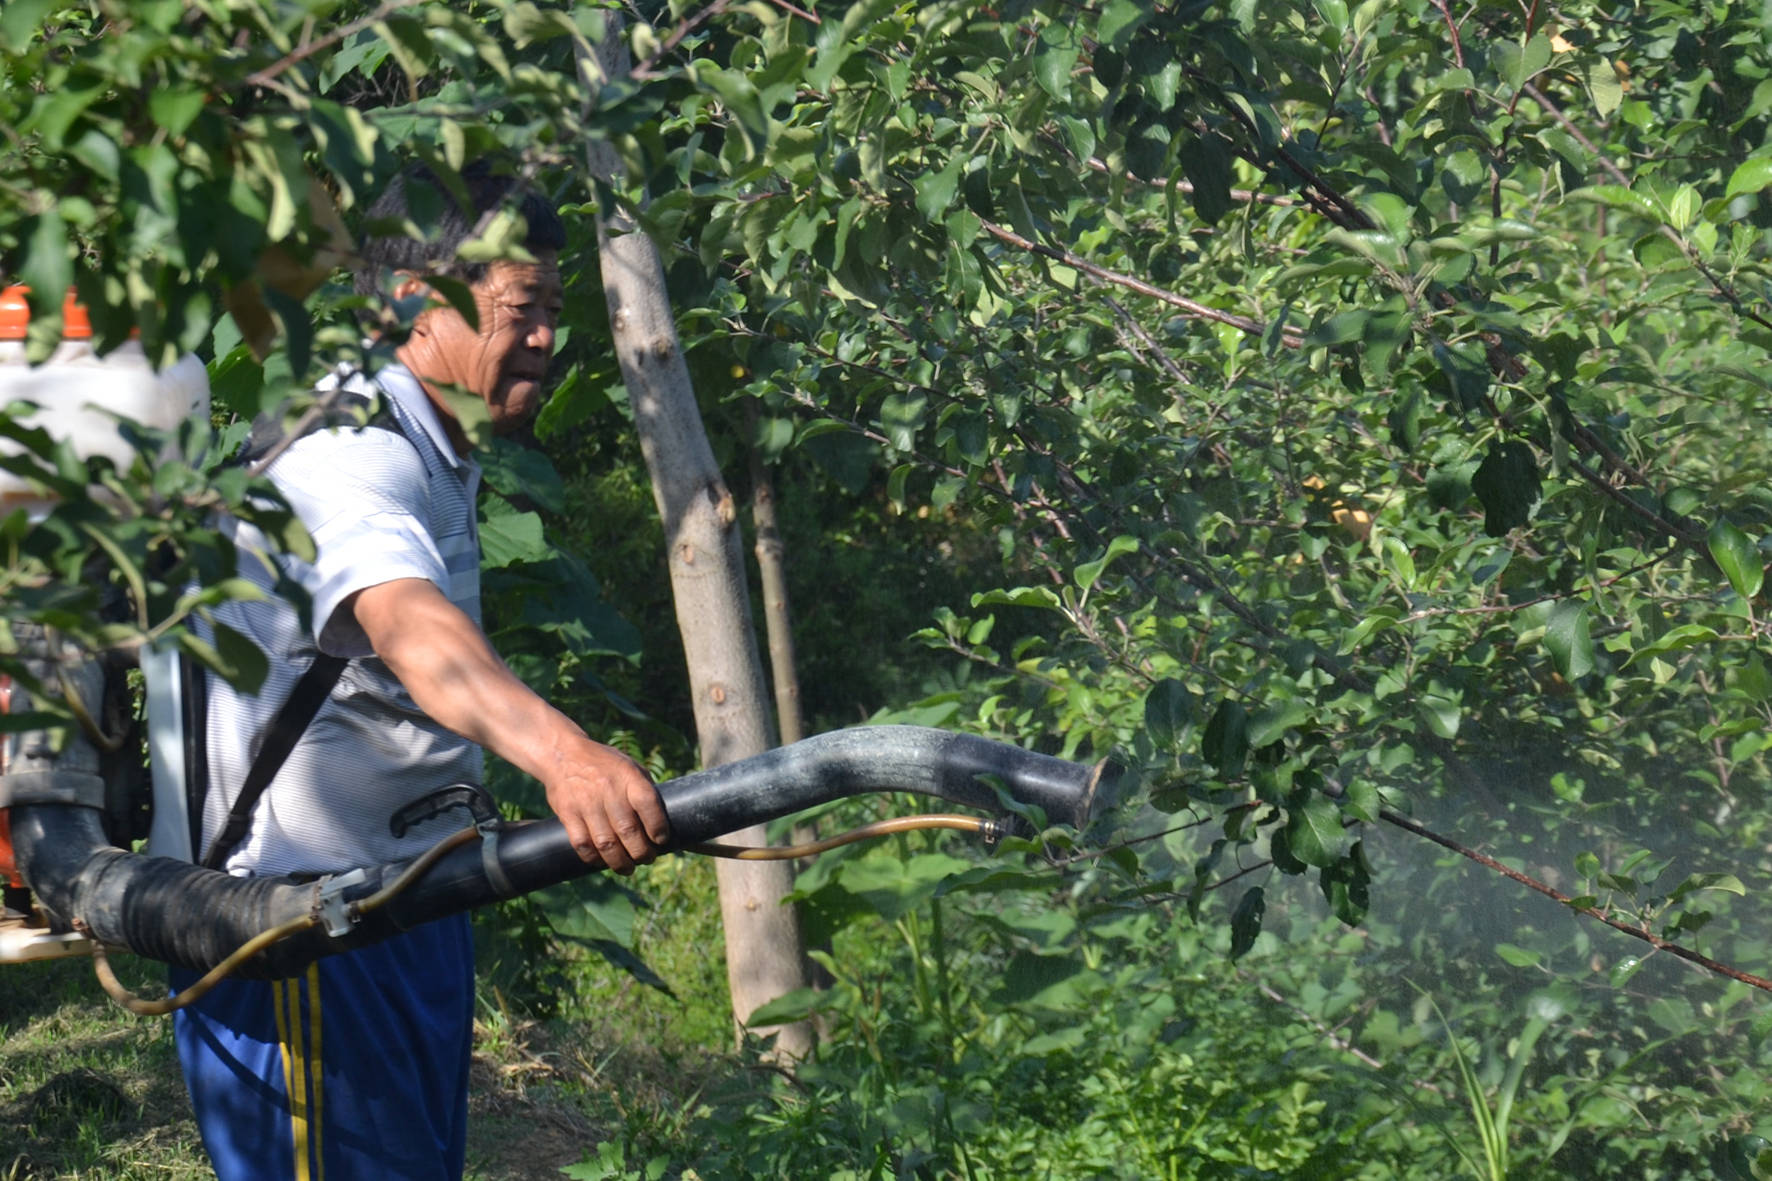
413, 253, 564, 434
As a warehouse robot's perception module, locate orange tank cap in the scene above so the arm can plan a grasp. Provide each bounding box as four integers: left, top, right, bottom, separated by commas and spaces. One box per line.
0, 285, 28, 341
61, 288, 92, 339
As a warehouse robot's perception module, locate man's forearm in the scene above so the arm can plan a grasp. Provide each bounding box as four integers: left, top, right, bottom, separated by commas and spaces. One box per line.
351, 577, 578, 775
348, 577, 669, 868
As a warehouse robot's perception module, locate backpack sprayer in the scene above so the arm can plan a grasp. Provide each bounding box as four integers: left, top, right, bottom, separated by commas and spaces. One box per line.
0, 288, 1113, 1011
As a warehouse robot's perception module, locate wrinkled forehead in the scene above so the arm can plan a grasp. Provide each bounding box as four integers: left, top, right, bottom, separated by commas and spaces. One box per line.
479, 254, 563, 302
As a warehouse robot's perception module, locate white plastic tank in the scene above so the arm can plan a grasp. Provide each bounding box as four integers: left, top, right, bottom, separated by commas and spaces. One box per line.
0, 286, 211, 520
1, 286, 217, 865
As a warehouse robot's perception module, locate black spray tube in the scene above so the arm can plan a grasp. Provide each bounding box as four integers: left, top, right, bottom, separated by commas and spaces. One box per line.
15, 726, 1113, 978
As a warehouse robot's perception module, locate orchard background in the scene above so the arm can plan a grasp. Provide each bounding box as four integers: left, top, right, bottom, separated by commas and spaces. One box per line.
3, 1, 1772, 1176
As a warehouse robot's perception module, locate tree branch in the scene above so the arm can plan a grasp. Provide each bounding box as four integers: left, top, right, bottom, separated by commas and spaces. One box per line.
243, 0, 420, 90
631, 0, 734, 81
1077, 155, 1301, 207
979, 219, 1306, 346
1521, 81, 1772, 335
1379, 808, 1772, 994
1237, 969, 1449, 1093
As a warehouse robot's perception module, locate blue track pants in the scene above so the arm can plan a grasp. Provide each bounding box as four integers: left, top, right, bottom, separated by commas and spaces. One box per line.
170, 914, 474, 1181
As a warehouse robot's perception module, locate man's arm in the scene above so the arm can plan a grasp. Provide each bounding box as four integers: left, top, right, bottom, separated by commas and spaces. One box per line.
349, 576, 668, 872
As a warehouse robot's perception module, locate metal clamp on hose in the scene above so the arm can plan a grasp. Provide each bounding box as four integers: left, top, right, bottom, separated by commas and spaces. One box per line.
478, 818, 516, 900
315, 868, 369, 937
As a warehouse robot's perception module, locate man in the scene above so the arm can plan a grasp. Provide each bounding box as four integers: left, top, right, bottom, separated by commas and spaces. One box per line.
170, 164, 668, 1180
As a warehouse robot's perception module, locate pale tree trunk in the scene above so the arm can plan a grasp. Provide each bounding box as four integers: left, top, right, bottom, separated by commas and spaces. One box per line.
579, 28, 813, 1059
744, 399, 805, 747
744, 404, 835, 1000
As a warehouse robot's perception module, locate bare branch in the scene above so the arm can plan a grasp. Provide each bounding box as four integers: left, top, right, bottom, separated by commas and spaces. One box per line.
1521, 81, 1772, 335
1380, 808, 1772, 994
243, 0, 420, 90
979, 219, 1306, 346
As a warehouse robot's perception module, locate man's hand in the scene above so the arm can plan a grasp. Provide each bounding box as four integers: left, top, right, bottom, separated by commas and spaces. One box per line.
352, 578, 671, 870
542, 735, 669, 873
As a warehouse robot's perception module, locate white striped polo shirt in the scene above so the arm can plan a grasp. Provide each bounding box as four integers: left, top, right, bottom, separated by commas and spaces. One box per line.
199, 364, 485, 877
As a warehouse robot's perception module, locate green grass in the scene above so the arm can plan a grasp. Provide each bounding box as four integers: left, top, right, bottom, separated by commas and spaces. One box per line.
0, 956, 206, 1179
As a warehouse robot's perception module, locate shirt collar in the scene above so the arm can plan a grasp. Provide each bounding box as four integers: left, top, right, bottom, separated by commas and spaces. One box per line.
374, 363, 470, 470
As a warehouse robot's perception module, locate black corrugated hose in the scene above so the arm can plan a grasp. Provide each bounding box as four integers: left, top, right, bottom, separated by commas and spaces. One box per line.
12, 726, 1114, 1010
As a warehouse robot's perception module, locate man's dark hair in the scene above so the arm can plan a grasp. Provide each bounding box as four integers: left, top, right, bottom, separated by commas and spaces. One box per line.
353, 162, 567, 296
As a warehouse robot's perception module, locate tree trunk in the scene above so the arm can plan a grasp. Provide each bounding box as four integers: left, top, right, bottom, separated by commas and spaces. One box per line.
745, 399, 805, 747
580, 29, 813, 1060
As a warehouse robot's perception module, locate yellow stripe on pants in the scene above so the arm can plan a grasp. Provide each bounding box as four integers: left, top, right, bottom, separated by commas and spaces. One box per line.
306, 963, 325, 1181
272, 975, 321, 1181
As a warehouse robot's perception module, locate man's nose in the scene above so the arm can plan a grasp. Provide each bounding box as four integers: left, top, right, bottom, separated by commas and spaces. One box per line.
527, 316, 555, 354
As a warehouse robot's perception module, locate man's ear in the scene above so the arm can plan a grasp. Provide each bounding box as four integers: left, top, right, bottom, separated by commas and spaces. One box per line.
392, 271, 430, 301
392, 271, 435, 335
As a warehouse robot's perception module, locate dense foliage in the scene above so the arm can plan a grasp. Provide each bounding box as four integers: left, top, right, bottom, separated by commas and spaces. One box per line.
5, 0, 1772, 1176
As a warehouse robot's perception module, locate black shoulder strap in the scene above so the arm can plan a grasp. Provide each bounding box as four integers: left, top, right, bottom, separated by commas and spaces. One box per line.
200, 653, 349, 870
239, 387, 401, 467
179, 650, 209, 860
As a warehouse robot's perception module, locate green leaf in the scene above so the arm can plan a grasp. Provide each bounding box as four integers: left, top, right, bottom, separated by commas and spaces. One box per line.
972, 586, 1062, 609
1143, 678, 1195, 751
1035, 45, 1078, 100
1178, 134, 1233, 224
0, 710, 71, 734
880, 392, 927, 451
1666, 185, 1701, 231
1667, 872, 1748, 901
1626, 622, 1721, 666
1074, 535, 1138, 591
1432, 342, 1490, 411
480, 439, 565, 513
1516, 32, 1552, 88
1313, 0, 1348, 33
1471, 440, 1541, 536
1320, 847, 1369, 925
178, 624, 268, 694
1307, 310, 1368, 347
693, 64, 770, 156
997, 950, 1092, 1007
1202, 700, 1249, 774
1574, 185, 1660, 221
1095, 0, 1148, 49
1342, 779, 1381, 823
1544, 600, 1594, 680
148, 89, 207, 138
1285, 794, 1347, 867
914, 157, 964, 221
1585, 58, 1623, 117
1417, 691, 1461, 739
744, 986, 830, 1027
1269, 827, 1307, 875
1495, 943, 1541, 967
1709, 519, 1764, 599
886, 461, 912, 508
479, 494, 550, 569
1726, 157, 1772, 201
21, 210, 70, 312
1229, 886, 1265, 959
1246, 699, 1311, 748
1125, 120, 1171, 182
455, 208, 533, 266
0, 0, 53, 50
